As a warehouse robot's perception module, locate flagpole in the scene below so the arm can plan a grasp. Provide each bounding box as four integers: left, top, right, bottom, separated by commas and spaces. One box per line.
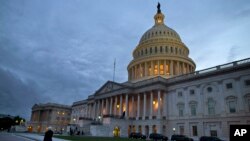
113, 58, 116, 82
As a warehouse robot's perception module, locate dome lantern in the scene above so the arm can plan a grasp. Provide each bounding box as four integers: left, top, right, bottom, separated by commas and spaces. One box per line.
154, 2, 165, 25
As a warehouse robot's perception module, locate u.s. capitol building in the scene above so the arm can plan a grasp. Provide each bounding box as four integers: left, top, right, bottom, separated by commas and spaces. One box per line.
30, 4, 250, 141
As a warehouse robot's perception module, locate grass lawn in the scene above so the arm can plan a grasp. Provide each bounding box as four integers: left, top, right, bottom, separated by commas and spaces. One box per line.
54, 135, 142, 141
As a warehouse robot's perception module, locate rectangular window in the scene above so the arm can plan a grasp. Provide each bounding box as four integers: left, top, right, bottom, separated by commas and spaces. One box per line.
245, 80, 250, 86
192, 126, 198, 136
190, 90, 195, 95
179, 126, 184, 135
178, 92, 183, 97
155, 47, 157, 53
208, 100, 215, 115
160, 64, 164, 75
248, 99, 250, 111
154, 64, 158, 75
178, 105, 184, 117
210, 130, 217, 137
229, 101, 236, 113
226, 83, 233, 89
191, 105, 196, 116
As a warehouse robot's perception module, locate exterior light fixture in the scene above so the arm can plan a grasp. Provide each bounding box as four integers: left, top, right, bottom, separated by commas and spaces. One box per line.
117, 105, 120, 108
73, 118, 76, 121
153, 101, 156, 105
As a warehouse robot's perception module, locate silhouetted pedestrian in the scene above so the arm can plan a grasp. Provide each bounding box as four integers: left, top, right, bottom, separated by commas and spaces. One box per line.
43, 127, 53, 141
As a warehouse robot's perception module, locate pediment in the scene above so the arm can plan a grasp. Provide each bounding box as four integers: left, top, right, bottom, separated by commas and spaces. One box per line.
95, 81, 124, 95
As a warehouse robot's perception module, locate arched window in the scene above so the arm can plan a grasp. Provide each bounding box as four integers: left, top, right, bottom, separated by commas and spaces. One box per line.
160, 46, 162, 53
150, 48, 152, 54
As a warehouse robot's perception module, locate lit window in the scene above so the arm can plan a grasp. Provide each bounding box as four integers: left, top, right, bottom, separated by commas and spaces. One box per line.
160, 64, 164, 75
154, 64, 158, 75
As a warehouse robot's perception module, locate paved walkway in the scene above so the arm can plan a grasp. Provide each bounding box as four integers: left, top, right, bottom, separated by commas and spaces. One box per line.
15, 133, 69, 141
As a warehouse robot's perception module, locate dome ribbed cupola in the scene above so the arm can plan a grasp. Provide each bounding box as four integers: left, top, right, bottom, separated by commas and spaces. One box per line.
127, 3, 196, 82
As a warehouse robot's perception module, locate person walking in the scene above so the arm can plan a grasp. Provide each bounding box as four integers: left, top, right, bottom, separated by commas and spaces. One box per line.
43, 126, 53, 141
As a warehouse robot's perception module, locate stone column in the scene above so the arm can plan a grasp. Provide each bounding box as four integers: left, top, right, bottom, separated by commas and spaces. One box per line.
97, 100, 100, 116
114, 96, 117, 116
132, 67, 134, 80
163, 91, 167, 117
119, 95, 123, 116
150, 91, 153, 119
110, 97, 113, 115
182, 62, 185, 74
101, 99, 104, 116
157, 90, 161, 119
140, 63, 142, 78
157, 125, 162, 134
151, 61, 153, 76
177, 61, 180, 75
145, 62, 148, 77
137, 94, 140, 120
93, 102, 96, 119
158, 60, 160, 75
149, 126, 153, 135
131, 95, 134, 118
164, 60, 166, 75
170, 60, 173, 76
143, 92, 147, 120
125, 94, 128, 118
106, 98, 109, 115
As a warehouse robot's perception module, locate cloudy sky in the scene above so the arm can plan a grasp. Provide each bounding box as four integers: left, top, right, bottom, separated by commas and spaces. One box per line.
0, 0, 250, 120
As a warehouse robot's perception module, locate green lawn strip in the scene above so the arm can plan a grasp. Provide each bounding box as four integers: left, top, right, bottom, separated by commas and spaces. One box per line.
54, 135, 141, 141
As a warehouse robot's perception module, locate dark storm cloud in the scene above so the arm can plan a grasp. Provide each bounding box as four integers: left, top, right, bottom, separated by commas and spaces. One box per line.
0, 0, 250, 120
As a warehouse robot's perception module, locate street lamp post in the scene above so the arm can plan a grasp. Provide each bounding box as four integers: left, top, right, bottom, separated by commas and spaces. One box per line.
173, 128, 176, 135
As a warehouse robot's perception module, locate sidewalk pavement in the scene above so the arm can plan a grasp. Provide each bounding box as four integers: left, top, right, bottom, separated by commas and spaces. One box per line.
15, 133, 69, 141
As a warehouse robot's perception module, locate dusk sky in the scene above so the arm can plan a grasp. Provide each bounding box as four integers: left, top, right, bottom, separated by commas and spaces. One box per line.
0, 0, 250, 120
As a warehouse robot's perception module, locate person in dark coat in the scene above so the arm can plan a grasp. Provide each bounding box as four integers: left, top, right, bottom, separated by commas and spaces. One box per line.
43, 127, 53, 141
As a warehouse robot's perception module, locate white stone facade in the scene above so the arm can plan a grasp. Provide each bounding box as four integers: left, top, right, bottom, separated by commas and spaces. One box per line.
70, 4, 250, 141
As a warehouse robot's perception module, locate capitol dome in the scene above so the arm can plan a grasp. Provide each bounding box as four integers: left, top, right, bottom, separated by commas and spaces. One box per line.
127, 3, 196, 82
139, 24, 182, 43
